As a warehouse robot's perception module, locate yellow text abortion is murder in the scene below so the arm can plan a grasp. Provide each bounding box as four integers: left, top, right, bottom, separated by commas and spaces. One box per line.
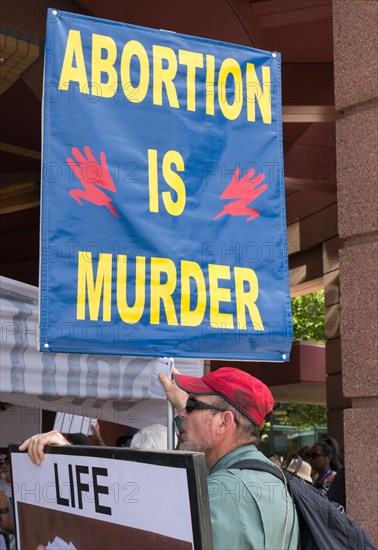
58, 30, 273, 124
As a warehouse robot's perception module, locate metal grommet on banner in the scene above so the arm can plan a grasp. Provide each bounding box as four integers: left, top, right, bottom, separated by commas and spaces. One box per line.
44, 343, 49, 349
272, 52, 277, 58
49, 9, 60, 20
282, 354, 287, 360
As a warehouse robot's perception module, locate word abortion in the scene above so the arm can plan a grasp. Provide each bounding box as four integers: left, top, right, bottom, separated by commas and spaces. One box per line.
58, 30, 273, 124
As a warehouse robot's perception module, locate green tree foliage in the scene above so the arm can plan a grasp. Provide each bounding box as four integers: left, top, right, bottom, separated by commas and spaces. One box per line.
274, 403, 327, 429
291, 290, 325, 342
272, 291, 327, 431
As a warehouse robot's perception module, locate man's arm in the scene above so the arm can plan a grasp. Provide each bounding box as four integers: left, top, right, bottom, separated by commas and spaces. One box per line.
91, 421, 106, 446
18, 430, 70, 465
20, 367, 187, 464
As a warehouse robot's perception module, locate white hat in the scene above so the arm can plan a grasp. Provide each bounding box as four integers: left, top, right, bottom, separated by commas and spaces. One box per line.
130, 424, 177, 450
285, 457, 313, 483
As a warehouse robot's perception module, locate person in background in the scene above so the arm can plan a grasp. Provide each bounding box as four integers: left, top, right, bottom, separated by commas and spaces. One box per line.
63, 422, 105, 446
309, 438, 343, 493
130, 424, 177, 450
115, 426, 139, 448
269, 453, 281, 467
64, 433, 91, 445
296, 445, 311, 463
284, 457, 313, 484
90, 421, 106, 446
0, 460, 9, 550
327, 465, 346, 508
0, 460, 15, 550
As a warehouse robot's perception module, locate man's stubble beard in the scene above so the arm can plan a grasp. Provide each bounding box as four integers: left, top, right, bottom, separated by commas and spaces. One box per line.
179, 413, 216, 453
179, 437, 215, 454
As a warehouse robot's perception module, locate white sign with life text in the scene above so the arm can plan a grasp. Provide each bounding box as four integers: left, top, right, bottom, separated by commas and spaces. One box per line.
11, 446, 211, 549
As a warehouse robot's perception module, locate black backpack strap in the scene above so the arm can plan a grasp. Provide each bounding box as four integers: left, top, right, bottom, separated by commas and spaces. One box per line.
283, 454, 303, 476
229, 458, 286, 482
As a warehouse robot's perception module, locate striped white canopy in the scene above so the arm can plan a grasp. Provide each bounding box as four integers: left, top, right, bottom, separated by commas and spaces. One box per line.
0, 276, 203, 428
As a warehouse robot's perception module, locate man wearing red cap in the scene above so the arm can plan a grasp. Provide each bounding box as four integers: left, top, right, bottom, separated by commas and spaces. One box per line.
159, 366, 299, 549
20, 367, 299, 549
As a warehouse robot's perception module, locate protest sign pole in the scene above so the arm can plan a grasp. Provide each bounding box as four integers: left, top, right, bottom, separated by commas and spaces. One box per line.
167, 357, 175, 450
167, 401, 175, 450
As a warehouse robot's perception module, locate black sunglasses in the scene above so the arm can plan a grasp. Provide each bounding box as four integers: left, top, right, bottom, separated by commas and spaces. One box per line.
185, 397, 227, 414
309, 452, 325, 459
185, 397, 240, 426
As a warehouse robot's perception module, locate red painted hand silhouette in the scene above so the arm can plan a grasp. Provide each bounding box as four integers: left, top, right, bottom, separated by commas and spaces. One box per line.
67, 146, 119, 218
214, 167, 268, 222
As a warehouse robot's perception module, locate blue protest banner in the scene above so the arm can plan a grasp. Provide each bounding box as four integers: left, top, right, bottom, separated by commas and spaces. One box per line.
40, 8, 292, 360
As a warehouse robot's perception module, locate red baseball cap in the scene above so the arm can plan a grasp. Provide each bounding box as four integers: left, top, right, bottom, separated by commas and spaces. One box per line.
175, 367, 274, 427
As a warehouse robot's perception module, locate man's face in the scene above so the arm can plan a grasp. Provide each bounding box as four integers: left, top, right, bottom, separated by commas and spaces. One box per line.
178, 395, 221, 453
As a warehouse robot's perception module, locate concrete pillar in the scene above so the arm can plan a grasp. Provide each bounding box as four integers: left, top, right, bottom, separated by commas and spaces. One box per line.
323, 236, 350, 451
333, 1, 378, 544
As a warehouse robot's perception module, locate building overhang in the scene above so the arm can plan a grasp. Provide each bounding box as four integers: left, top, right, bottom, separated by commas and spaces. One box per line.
210, 340, 326, 405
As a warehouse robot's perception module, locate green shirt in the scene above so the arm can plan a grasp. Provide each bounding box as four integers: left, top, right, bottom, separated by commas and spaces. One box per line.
208, 445, 299, 550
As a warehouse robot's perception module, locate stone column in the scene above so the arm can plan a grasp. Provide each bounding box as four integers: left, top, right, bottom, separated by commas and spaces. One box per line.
323, 236, 350, 451
333, 1, 378, 544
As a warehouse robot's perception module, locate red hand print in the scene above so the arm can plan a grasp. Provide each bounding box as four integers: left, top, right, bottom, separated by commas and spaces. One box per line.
214, 167, 268, 222
67, 146, 119, 218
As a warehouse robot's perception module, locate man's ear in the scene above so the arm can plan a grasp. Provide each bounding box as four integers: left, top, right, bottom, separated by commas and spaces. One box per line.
215, 411, 236, 435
